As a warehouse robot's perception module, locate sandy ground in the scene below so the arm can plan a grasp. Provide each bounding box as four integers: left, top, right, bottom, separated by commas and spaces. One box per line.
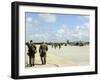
25, 45, 89, 68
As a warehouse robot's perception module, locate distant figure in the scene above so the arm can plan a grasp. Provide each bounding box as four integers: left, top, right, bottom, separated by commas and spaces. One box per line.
39, 42, 48, 65
51, 43, 53, 48
54, 43, 57, 49
58, 44, 61, 49
65, 43, 67, 46
26, 40, 37, 67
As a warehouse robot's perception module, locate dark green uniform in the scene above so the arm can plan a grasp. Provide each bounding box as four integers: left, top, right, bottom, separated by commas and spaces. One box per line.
39, 43, 48, 65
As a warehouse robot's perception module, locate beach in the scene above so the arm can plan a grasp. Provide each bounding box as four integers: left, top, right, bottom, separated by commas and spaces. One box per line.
25, 45, 89, 68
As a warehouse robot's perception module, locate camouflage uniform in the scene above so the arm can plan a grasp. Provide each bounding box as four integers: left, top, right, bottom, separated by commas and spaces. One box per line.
28, 41, 37, 66
39, 43, 48, 65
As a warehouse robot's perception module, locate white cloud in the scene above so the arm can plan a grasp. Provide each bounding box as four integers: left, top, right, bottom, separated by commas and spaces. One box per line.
26, 22, 89, 42
57, 28, 65, 34
26, 18, 39, 29
26, 33, 50, 42
56, 24, 70, 42
26, 17, 33, 28
71, 23, 89, 41
57, 24, 69, 34
38, 14, 56, 23
26, 15, 90, 42
55, 23, 89, 42
26, 17, 32, 22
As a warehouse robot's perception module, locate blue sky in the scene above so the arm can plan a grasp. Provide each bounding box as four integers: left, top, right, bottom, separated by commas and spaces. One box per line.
25, 12, 89, 42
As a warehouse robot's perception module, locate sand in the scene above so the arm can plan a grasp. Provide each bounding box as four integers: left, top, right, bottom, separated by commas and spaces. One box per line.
25, 45, 89, 68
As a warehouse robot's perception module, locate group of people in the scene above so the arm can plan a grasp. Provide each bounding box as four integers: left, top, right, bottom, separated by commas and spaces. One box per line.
26, 40, 48, 67
51, 43, 62, 49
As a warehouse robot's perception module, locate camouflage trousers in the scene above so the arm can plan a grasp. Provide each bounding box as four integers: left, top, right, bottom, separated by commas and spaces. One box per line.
40, 53, 46, 65
29, 56, 35, 66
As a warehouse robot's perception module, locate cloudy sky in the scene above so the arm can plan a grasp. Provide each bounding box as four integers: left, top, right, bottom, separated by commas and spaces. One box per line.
25, 12, 89, 42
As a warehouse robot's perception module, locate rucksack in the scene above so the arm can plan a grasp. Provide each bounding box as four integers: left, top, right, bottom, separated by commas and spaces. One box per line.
31, 45, 37, 53
40, 45, 48, 53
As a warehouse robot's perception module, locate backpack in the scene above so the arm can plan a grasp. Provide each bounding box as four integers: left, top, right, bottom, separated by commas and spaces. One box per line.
31, 45, 37, 54
40, 44, 48, 53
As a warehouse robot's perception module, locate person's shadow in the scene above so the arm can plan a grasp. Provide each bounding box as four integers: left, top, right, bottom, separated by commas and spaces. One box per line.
26, 64, 43, 67
35, 64, 43, 65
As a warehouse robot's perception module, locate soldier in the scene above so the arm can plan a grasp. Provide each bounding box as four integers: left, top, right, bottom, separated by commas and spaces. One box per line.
39, 42, 48, 65
58, 43, 61, 49
26, 40, 37, 67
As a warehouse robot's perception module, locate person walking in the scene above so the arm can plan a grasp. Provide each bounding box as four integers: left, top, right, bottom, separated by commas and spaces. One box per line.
39, 42, 48, 65
26, 40, 37, 67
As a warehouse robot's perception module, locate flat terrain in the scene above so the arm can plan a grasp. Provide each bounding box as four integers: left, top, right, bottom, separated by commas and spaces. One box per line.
25, 45, 89, 68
